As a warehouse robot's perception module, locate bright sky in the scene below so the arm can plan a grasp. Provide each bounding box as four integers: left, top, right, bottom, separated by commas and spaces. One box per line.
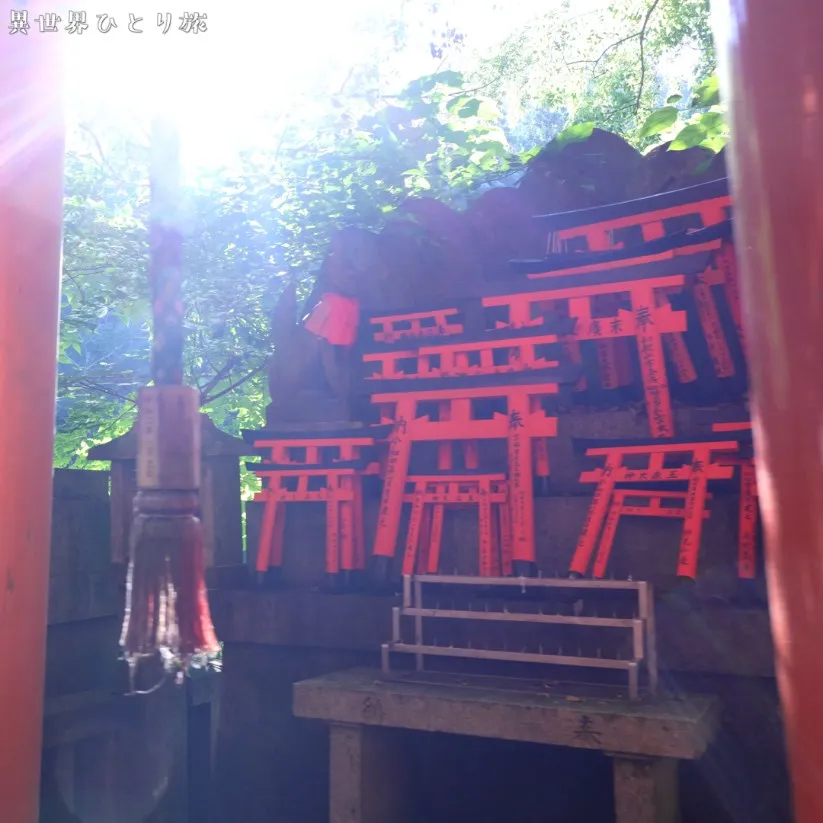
60, 0, 569, 165
58, 0, 695, 167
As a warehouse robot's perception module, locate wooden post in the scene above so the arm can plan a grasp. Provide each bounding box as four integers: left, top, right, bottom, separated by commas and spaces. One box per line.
713, 2, 823, 820
0, 4, 65, 820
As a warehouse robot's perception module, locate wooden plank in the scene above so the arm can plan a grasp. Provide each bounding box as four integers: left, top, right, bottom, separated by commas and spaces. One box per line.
386, 643, 639, 669
403, 607, 642, 629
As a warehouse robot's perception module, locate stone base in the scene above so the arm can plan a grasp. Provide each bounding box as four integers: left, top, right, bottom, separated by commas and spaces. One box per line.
329, 724, 412, 823
295, 669, 712, 823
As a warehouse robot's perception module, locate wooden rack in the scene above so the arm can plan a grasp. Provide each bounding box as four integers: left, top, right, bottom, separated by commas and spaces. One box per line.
382, 574, 658, 701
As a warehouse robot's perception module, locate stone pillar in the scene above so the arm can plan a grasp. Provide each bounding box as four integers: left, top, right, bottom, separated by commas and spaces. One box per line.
329, 724, 410, 823
611, 755, 679, 823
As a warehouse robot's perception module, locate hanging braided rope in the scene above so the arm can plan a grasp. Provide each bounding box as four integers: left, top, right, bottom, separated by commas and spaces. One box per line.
120, 116, 219, 686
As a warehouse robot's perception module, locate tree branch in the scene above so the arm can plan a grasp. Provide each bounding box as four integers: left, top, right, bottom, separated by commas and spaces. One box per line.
77, 123, 119, 178
564, 32, 643, 70
201, 361, 267, 406
635, 0, 663, 114
198, 355, 242, 401
72, 379, 138, 405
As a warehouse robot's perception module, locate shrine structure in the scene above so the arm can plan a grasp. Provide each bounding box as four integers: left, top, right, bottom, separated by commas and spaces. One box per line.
246, 171, 754, 594
229, 131, 768, 823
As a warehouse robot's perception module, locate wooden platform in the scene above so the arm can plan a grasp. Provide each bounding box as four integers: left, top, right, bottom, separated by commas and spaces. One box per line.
293, 667, 719, 823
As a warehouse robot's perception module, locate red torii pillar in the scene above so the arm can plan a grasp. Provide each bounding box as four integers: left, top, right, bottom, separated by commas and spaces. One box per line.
713, 2, 823, 821
0, 4, 65, 822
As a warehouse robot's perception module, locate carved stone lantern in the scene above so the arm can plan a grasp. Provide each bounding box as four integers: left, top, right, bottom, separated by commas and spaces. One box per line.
89, 414, 249, 581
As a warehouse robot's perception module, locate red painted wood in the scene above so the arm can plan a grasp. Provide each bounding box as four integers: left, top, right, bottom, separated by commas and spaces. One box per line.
0, 5, 65, 820
715, 6, 823, 816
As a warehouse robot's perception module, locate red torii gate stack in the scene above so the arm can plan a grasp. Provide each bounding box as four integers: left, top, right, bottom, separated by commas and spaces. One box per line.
530, 182, 744, 388
489, 251, 713, 438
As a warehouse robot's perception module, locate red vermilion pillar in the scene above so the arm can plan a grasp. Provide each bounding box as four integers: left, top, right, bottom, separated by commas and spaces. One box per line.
712, 3, 823, 821
0, 3, 65, 821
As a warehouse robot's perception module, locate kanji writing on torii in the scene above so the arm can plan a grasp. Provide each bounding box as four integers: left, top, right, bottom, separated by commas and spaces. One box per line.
568, 436, 739, 580
528, 179, 737, 386
484, 253, 713, 437
371, 383, 561, 576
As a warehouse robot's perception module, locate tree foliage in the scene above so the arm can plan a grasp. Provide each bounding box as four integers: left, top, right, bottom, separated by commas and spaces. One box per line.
58, 0, 722, 478
472, 0, 717, 148
58, 68, 517, 473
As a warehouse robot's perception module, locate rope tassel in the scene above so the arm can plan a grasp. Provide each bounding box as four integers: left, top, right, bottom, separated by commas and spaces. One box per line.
120, 116, 219, 682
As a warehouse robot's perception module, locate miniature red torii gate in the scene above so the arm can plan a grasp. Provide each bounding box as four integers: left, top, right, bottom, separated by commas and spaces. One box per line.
371, 382, 561, 576
590, 489, 713, 579
527, 232, 741, 386
247, 429, 385, 584
533, 184, 738, 385
364, 330, 563, 475
483, 271, 691, 437
569, 437, 739, 580
400, 473, 511, 577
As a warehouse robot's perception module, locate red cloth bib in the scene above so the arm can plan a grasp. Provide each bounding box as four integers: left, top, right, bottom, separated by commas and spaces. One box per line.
303, 292, 360, 347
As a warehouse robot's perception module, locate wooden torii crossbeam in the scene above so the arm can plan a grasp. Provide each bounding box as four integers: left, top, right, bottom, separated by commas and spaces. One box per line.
569, 435, 740, 580
368, 307, 464, 344
532, 178, 731, 254
362, 332, 565, 380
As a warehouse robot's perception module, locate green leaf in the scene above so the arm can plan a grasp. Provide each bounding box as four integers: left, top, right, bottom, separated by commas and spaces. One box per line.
700, 135, 728, 153
666, 94, 682, 104
431, 70, 464, 88
669, 123, 708, 150
472, 140, 507, 156
543, 121, 596, 155
638, 106, 679, 138
446, 95, 471, 114
409, 100, 437, 120
691, 75, 720, 108
458, 99, 482, 118
440, 127, 470, 146
698, 111, 725, 136
477, 99, 501, 120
